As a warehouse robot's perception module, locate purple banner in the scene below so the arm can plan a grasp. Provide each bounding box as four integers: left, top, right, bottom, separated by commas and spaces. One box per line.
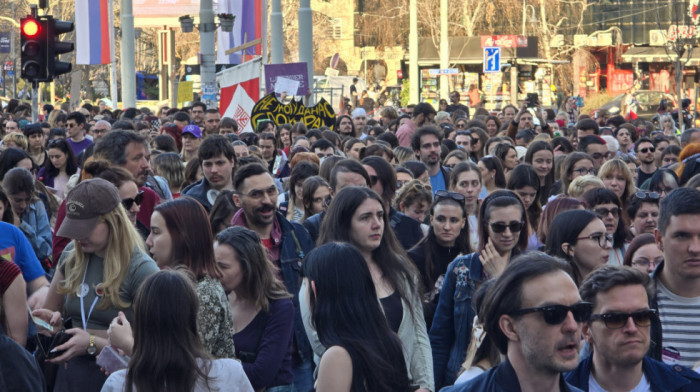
0, 33, 10, 54
264, 63, 310, 96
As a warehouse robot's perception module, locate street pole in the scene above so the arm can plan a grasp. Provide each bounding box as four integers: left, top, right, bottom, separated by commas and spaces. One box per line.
270, 0, 283, 64
121, 0, 136, 108
521, 0, 527, 36
31, 81, 38, 122
199, 0, 216, 108
12, 2, 16, 98
439, 0, 448, 101
298, 0, 313, 102
409, 0, 418, 104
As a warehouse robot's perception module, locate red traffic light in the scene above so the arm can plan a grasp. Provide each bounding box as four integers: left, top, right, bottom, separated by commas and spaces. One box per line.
22, 19, 40, 37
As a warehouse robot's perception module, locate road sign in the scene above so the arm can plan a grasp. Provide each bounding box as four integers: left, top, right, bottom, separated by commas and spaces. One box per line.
484, 47, 500, 73
428, 68, 459, 76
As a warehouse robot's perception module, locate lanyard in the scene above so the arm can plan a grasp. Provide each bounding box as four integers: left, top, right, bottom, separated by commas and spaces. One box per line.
79, 262, 101, 331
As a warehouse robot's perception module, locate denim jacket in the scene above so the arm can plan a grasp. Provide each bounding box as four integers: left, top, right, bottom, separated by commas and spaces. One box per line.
565, 355, 700, 391
430, 252, 483, 389
442, 359, 584, 392
273, 212, 315, 364
19, 200, 52, 263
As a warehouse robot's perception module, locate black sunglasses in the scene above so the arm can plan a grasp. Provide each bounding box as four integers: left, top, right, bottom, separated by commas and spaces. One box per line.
435, 190, 465, 202
369, 175, 379, 186
590, 309, 657, 329
639, 147, 655, 154
634, 191, 660, 201
489, 220, 524, 234
594, 206, 620, 218
510, 302, 593, 325
122, 191, 144, 210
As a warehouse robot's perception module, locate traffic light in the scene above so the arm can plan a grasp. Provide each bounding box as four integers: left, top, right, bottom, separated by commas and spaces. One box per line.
46, 16, 74, 79
20, 16, 47, 81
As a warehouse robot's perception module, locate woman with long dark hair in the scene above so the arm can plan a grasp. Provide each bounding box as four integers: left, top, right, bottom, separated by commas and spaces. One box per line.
214, 226, 295, 391
37, 138, 78, 200
101, 270, 253, 392
524, 140, 554, 205
301, 186, 433, 391
545, 209, 612, 286
408, 191, 470, 326
507, 164, 542, 250
581, 187, 629, 266
304, 242, 410, 392
477, 155, 505, 195
449, 161, 482, 251
430, 190, 528, 388
109, 197, 235, 359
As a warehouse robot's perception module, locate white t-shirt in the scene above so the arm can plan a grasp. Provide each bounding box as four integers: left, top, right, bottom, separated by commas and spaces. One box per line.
454, 367, 485, 385
588, 372, 650, 392
100, 358, 253, 392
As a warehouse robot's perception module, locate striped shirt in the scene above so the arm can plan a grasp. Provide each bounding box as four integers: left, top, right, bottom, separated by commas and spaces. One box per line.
657, 281, 700, 368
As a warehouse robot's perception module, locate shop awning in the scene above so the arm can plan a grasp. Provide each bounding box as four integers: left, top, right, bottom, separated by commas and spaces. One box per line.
621, 46, 700, 64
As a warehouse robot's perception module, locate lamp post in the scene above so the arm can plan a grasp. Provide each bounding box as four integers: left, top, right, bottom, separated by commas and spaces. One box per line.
664, 2, 697, 133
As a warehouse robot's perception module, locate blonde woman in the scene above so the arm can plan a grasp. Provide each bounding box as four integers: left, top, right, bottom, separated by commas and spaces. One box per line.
33, 179, 159, 392
567, 175, 605, 198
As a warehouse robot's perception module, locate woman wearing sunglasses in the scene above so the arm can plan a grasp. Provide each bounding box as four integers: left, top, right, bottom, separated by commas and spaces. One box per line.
581, 188, 629, 266
408, 191, 470, 327
301, 186, 434, 392
546, 209, 612, 286
430, 190, 528, 389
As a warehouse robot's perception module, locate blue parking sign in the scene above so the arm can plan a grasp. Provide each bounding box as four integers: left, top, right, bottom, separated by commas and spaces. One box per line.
483, 47, 500, 73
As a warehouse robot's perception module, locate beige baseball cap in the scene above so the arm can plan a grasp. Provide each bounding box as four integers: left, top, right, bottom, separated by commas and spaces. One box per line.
57, 178, 121, 239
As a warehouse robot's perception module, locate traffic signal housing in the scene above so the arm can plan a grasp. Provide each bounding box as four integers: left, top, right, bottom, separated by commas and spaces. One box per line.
46, 16, 74, 79
20, 16, 47, 81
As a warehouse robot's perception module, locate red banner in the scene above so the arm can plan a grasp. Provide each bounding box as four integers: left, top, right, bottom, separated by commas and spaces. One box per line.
480, 35, 528, 48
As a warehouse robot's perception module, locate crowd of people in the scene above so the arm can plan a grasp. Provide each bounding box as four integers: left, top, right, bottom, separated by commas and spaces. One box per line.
1, 92, 700, 392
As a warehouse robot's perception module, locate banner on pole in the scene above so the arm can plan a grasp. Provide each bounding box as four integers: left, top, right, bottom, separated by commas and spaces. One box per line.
75, 0, 115, 65
264, 62, 310, 96
218, 58, 261, 133
217, 0, 263, 64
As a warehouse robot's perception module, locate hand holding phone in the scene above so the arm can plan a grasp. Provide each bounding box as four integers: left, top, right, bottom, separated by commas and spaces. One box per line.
97, 346, 130, 374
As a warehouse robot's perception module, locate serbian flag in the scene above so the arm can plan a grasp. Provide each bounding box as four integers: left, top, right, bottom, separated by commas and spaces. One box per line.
75, 0, 115, 65
217, 0, 263, 64
218, 58, 261, 133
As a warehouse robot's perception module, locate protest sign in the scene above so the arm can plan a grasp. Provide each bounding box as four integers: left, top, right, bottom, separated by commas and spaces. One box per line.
251, 93, 336, 129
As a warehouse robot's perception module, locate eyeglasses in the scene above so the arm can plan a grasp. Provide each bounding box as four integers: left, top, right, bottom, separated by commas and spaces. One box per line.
639, 147, 655, 154
510, 302, 593, 325
121, 191, 144, 210
572, 167, 596, 176
631, 259, 661, 269
576, 232, 613, 248
634, 191, 660, 201
594, 207, 620, 218
239, 185, 279, 200
369, 175, 379, 186
489, 220, 525, 233
590, 309, 657, 329
435, 190, 465, 203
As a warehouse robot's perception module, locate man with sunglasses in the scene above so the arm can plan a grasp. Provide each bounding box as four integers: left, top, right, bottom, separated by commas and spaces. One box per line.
66, 111, 93, 157
566, 265, 700, 391
444, 252, 589, 392
635, 137, 657, 188
230, 162, 315, 391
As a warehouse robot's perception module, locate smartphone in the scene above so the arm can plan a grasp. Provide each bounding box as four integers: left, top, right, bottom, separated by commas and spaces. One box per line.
526, 93, 539, 108
97, 346, 130, 373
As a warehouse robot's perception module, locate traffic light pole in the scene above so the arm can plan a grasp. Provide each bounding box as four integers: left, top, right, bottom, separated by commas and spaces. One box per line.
31, 81, 38, 122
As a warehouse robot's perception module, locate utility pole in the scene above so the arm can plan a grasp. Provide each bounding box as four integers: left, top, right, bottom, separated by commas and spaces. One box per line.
439, 0, 448, 101
409, 0, 418, 104
199, 0, 216, 107
298, 0, 313, 102
271, 0, 283, 64
121, 0, 136, 108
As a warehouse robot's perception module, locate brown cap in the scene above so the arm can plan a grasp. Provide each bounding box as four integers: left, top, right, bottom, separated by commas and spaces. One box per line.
57, 178, 121, 240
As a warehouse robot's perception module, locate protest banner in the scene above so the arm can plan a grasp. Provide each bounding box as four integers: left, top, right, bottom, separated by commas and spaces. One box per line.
251, 93, 336, 129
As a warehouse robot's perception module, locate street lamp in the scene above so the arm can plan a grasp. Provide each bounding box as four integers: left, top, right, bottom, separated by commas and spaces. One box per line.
178, 14, 235, 33
521, 1, 537, 36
